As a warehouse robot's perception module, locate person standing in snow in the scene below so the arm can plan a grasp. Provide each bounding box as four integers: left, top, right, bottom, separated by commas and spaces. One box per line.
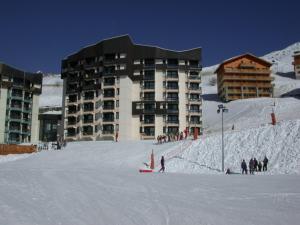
241, 159, 247, 174
253, 158, 258, 172
249, 158, 254, 175
258, 161, 262, 172
263, 156, 269, 171
159, 156, 165, 172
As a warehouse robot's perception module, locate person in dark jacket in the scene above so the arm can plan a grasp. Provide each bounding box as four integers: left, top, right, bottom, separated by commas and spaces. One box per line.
263, 156, 269, 171
159, 156, 165, 172
241, 159, 247, 174
249, 158, 254, 174
253, 158, 258, 171
258, 161, 262, 172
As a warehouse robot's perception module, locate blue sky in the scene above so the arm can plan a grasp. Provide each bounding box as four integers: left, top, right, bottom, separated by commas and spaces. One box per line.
0, 0, 299, 73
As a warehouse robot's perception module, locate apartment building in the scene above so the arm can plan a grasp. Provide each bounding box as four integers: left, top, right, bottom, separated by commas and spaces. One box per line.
61, 35, 202, 141
0, 63, 42, 144
293, 51, 300, 79
215, 53, 273, 102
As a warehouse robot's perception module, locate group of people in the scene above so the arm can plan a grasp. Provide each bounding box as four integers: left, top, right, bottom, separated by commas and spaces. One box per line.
241, 156, 269, 174
157, 129, 189, 144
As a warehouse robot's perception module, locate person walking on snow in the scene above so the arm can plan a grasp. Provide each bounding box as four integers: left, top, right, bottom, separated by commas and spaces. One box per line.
159, 156, 165, 172
241, 159, 247, 174
263, 156, 269, 171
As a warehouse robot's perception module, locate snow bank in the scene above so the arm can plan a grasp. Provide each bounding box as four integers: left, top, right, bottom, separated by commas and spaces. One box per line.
167, 119, 300, 174
0, 154, 31, 164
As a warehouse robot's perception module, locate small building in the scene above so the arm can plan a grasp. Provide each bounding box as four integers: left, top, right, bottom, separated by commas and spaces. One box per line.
0, 63, 42, 144
293, 51, 300, 80
38, 106, 63, 142
215, 53, 273, 102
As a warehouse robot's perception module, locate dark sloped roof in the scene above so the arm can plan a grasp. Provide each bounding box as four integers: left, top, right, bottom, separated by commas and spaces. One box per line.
0, 62, 42, 84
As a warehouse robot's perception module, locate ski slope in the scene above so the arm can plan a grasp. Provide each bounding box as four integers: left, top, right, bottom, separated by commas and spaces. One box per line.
167, 119, 300, 174
1, 140, 300, 225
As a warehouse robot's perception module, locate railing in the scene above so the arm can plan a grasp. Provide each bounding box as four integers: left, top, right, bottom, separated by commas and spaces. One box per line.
103, 118, 114, 122
103, 105, 114, 110
224, 68, 270, 74
102, 130, 114, 134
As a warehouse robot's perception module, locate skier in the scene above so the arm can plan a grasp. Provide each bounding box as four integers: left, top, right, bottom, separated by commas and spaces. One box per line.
258, 161, 262, 172
241, 159, 247, 174
263, 156, 269, 171
159, 156, 165, 172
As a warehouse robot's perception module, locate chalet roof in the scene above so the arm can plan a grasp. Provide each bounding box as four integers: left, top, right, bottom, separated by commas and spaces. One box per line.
214, 53, 272, 74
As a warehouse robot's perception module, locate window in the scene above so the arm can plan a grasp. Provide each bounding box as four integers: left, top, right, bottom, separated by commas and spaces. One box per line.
116, 100, 119, 107
116, 112, 119, 120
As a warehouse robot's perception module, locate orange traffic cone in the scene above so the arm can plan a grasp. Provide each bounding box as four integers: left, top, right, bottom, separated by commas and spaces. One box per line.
150, 150, 155, 169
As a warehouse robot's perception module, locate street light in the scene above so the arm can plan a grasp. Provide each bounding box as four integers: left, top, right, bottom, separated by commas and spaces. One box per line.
217, 104, 228, 172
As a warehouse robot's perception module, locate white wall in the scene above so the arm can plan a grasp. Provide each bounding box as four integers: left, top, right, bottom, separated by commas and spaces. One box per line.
0, 88, 8, 143
31, 94, 40, 144
119, 76, 136, 140
178, 71, 187, 132
155, 70, 164, 101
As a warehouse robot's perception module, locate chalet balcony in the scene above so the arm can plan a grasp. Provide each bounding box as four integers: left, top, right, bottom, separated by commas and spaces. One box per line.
224, 68, 270, 74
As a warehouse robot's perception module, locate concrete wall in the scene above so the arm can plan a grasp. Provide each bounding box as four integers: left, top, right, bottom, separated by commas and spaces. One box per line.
178, 71, 187, 132
131, 82, 140, 140
119, 76, 137, 140
31, 95, 40, 144
0, 88, 8, 143
62, 79, 67, 139
155, 70, 164, 101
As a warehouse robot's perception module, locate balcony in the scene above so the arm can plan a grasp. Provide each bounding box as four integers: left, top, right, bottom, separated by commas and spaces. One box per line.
224, 68, 270, 74
10, 104, 22, 111
165, 97, 179, 101
167, 120, 179, 124
102, 130, 114, 134
190, 120, 201, 125
103, 105, 115, 110
103, 117, 114, 122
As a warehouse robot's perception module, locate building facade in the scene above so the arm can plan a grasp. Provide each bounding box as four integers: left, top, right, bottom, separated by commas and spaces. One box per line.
0, 63, 42, 144
39, 106, 63, 142
61, 35, 202, 141
293, 51, 300, 80
215, 54, 273, 102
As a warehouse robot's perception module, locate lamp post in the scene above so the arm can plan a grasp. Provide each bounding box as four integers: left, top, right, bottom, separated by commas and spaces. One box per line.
217, 104, 228, 172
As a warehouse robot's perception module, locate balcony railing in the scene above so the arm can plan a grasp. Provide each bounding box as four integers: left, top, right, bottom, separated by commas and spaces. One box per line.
103, 130, 114, 134
103, 105, 114, 110
103, 118, 114, 122
83, 119, 93, 124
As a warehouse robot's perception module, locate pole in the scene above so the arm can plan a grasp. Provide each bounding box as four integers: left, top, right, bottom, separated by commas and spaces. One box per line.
221, 110, 224, 172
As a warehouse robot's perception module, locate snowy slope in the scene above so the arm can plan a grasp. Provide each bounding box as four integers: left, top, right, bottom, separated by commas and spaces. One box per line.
0, 140, 300, 225
40, 74, 63, 107
262, 42, 300, 73
167, 119, 300, 174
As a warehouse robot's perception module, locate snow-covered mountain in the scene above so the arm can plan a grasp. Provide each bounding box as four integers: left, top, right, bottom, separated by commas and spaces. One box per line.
203, 42, 300, 74
262, 42, 300, 73
40, 73, 63, 107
